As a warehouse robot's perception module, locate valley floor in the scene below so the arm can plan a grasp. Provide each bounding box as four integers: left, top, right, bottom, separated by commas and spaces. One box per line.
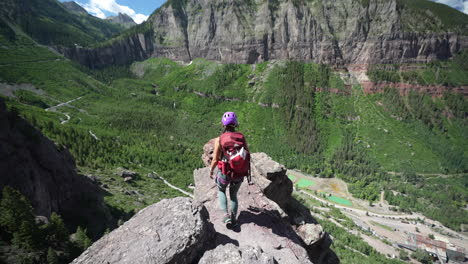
290, 170, 468, 262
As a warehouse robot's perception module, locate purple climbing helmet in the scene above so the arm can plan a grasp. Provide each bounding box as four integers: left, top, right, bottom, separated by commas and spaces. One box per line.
221, 112, 238, 126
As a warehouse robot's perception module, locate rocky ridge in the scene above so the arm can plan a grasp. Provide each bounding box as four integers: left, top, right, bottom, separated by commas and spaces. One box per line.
62, 1, 88, 15
106, 13, 137, 29
71, 139, 338, 263
59, 0, 468, 68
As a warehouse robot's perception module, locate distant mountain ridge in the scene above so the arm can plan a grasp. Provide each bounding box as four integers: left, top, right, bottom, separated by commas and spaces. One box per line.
0, 0, 125, 46
58, 0, 468, 68
62, 1, 88, 15
106, 12, 137, 29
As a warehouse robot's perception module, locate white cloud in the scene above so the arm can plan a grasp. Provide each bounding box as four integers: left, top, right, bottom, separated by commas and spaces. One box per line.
430, 0, 468, 14
78, 0, 149, 24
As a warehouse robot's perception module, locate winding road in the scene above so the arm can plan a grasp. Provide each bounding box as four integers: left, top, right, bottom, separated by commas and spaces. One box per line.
299, 190, 419, 220
45, 96, 82, 112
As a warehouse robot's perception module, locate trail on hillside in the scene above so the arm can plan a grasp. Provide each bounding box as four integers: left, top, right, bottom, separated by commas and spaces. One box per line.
153, 172, 194, 198
45, 96, 83, 112
61, 113, 71, 124
46, 96, 83, 125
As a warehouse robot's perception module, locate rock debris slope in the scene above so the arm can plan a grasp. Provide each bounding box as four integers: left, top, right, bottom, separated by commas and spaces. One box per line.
59, 0, 468, 68
72, 139, 338, 264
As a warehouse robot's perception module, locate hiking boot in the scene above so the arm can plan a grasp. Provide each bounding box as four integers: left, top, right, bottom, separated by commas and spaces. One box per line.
222, 214, 232, 226
230, 212, 238, 227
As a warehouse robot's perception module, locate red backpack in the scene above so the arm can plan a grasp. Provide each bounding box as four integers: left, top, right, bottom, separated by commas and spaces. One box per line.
218, 132, 250, 181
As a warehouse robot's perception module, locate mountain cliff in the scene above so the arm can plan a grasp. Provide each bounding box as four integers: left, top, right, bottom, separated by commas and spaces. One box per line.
0, 98, 111, 232
59, 0, 468, 68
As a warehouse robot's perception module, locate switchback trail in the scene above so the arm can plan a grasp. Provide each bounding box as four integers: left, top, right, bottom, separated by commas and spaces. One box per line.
153, 172, 194, 198
46, 96, 83, 125
46, 96, 83, 112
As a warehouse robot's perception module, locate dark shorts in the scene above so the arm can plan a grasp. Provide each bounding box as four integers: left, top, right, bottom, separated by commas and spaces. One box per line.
215, 170, 243, 192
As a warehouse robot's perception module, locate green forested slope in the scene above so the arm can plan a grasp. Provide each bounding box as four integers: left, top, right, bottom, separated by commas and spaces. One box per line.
0, 8, 467, 262
0, 0, 124, 46
397, 0, 468, 34
2, 36, 466, 231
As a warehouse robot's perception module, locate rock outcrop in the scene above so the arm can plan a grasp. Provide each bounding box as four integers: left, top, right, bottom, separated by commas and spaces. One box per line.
0, 98, 110, 232
193, 166, 314, 264
199, 244, 276, 264
194, 139, 339, 263
71, 139, 338, 263
249, 152, 292, 211
72, 198, 213, 264
58, 0, 468, 68
106, 13, 137, 29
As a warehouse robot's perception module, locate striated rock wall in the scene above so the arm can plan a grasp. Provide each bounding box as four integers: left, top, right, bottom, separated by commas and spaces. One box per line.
58, 0, 468, 68
55, 32, 155, 69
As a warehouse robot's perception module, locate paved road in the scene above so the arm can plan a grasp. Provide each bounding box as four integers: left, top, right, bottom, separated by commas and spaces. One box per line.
299, 190, 419, 219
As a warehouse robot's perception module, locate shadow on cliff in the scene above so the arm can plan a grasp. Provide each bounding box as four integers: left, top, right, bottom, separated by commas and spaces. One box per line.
60, 175, 129, 240
238, 207, 303, 246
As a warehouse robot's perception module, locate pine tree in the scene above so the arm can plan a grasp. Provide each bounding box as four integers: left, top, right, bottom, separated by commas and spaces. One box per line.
74, 226, 92, 250
11, 220, 38, 250
47, 247, 59, 264
0, 186, 36, 234
46, 212, 69, 245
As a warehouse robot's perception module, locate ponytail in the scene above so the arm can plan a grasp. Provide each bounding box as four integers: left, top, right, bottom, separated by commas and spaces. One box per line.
222, 125, 236, 134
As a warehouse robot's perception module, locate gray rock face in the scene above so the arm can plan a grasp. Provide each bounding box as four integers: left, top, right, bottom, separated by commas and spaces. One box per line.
199, 244, 276, 264
59, 0, 468, 68
72, 197, 214, 264
250, 152, 292, 210
106, 13, 137, 29
56, 32, 155, 69
0, 98, 110, 232
201, 138, 216, 167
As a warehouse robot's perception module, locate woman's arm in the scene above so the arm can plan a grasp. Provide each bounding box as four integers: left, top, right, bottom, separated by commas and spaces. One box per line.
209, 137, 221, 178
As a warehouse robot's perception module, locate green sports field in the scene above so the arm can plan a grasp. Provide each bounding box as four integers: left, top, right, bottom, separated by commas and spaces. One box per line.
287, 174, 296, 182
328, 196, 353, 206
297, 178, 316, 188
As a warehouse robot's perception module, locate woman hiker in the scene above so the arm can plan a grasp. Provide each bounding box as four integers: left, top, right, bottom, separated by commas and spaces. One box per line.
209, 112, 251, 227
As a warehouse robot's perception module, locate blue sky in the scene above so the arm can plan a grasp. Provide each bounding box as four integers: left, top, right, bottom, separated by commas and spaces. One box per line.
59, 0, 166, 23
60, 0, 467, 24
